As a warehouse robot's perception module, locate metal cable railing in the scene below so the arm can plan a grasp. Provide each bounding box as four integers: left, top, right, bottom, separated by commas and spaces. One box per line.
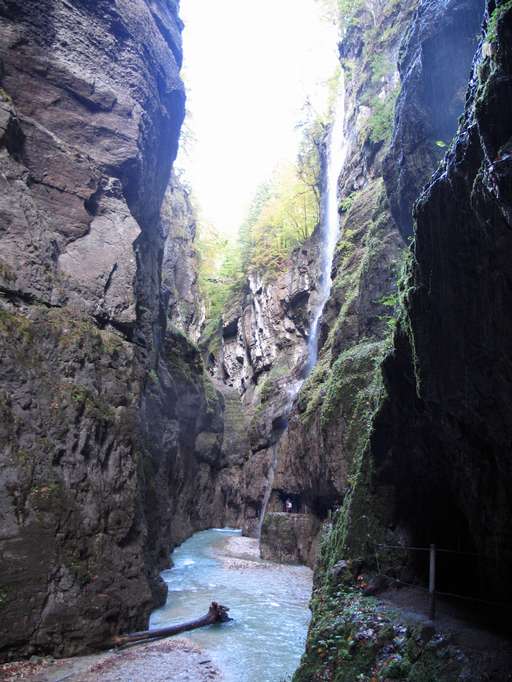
369, 542, 511, 618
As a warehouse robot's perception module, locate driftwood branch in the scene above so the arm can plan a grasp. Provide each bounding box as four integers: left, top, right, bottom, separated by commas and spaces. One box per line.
101, 602, 231, 650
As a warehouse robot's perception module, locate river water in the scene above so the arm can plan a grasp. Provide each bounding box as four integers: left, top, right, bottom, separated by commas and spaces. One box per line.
150, 529, 313, 682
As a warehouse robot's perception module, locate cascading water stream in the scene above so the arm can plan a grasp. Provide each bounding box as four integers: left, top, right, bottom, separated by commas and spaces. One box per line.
255, 76, 350, 534
306, 73, 349, 371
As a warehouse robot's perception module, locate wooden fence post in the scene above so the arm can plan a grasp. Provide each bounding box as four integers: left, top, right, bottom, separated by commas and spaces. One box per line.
429, 543, 436, 620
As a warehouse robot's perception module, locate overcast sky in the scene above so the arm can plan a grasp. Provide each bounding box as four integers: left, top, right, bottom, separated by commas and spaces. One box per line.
177, 0, 339, 237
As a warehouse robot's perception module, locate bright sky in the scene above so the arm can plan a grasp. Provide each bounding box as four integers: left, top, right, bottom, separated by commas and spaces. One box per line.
177, 0, 340, 237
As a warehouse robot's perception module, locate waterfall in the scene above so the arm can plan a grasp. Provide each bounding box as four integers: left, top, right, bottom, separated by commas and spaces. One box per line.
256, 78, 349, 536
306, 74, 349, 371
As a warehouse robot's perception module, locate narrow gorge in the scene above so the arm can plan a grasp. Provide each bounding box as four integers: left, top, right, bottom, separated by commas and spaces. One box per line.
0, 0, 511, 680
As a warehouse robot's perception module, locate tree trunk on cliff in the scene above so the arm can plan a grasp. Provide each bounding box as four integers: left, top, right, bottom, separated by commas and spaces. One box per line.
100, 602, 231, 650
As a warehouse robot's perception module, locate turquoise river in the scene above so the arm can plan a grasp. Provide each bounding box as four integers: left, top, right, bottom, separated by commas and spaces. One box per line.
150, 528, 313, 681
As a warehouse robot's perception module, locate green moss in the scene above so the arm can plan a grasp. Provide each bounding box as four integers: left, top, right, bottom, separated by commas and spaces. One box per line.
0, 87, 12, 103
320, 341, 384, 429
486, 0, 512, 43
200, 315, 223, 356
297, 356, 329, 425
163, 327, 204, 384
14, 449, 31, 465
70, 384, 115, 423
339, 193, 358, 213
295, 581, 468, 682
258, 364, 289, 404
364, 87, 400, 145
370, 53, 392, 83
341, 58, 357, 82
203, 372, 221, 416
0, 259, 16, 282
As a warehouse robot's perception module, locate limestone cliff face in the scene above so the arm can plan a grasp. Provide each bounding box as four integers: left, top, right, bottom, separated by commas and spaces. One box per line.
0, 0, 225, 660
205, 238, 320, 535
262, 0, 417, 564
294, 1, 512, 680
368, 0, 512, 601
161, 171, 204, 341
384, 0, 483, 239
263, 0, 482, 570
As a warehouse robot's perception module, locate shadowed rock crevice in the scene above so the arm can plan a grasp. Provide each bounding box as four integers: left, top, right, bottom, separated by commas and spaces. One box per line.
384, 0, 484, 239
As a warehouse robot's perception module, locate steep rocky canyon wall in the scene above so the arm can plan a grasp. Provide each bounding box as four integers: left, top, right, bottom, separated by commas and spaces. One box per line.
203, 239, 320, 535
294, 0, 512, 680
0, 0, 230, 660
263, 0, 483, 568
369, 0, 512, 601
205, 0, 483, 563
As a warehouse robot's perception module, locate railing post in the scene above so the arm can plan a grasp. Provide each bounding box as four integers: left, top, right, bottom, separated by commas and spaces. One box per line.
429, 543, 436, 620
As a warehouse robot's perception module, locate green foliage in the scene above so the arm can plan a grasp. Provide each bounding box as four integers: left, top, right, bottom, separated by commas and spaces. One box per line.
341, 58, 357, 83
196, 222, 245, 337
0, 87, 12, 104
377, 291, 399, 331
244, 162, 320, 272
70, 385, 115, 423
197, 114, 324, 343
258, 364, 290, 403
369, 53, 391, 83
365, 87, 399, 144
339, 192, 357, 213
486, 0, 512, 43
339, 0, 365, 27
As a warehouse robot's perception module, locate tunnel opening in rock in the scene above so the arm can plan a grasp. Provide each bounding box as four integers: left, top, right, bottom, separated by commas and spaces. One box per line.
276, 490, 304, 513
377, 436, 510, 632
308, 493, 341, 521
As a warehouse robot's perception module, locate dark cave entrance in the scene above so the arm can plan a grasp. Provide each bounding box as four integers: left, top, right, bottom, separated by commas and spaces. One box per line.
276, 490, 303, 514
274, 490, 341, 519
405, 491, 481, 596
388, 458, 508, 632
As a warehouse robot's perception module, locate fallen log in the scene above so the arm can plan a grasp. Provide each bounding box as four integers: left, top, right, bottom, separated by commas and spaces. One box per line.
101, 602, 231, 650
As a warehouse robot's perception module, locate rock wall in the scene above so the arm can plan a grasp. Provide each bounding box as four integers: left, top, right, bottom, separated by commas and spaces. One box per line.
384, 0, 484, 238
262, 0, 418, 565
265, 0, 482, 569
369, 0, 512, 601
161, 171, 204, 341
203, 0, 482, 557
293, 0, 512, 680
204, 238, 321, 535
0, 0, 227, 660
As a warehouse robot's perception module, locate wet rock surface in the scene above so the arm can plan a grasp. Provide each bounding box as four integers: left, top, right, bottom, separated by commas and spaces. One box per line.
0, 0, 230, 661
204, 239, 321, 536
383, 0, 483, 239
371, 0, 512, 603
295, 0, 512, 679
